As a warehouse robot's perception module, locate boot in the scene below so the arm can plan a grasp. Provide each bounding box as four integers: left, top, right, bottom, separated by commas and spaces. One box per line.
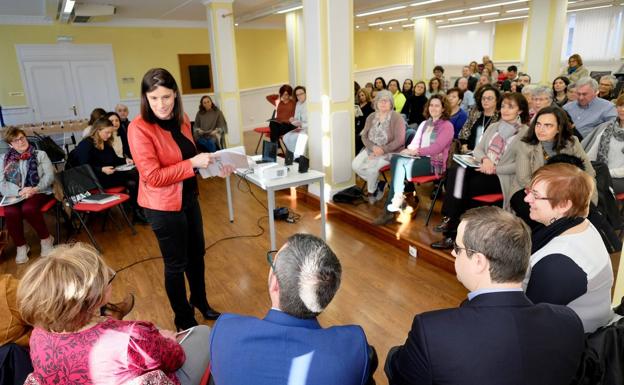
165, 272, 198, 330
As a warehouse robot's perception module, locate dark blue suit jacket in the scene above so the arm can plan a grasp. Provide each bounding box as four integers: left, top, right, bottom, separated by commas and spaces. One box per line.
385, 291, 585, 385
210, 309, 370, 385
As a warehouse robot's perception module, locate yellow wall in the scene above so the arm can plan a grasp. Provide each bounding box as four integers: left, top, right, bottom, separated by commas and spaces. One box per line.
0, 24, 289, 107
354, 30, 413, 69
493, 21, 524, 62
235, 28, 289, 89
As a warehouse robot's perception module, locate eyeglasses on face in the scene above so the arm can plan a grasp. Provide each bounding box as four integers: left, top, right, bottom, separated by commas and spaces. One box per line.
453, 241, 477, 256
11, 136, 27, 144
266, 250, 277, 270
107, 269, 117, 286
524, 187, 553, 200
481, 96, 496, 101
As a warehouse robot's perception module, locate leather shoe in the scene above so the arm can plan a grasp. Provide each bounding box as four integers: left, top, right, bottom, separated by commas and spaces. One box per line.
194, 305, 221, 320
433, 217, 450, 233
102, 293, 135, 320
373, 210, 395, 226
431, 237, 454, 250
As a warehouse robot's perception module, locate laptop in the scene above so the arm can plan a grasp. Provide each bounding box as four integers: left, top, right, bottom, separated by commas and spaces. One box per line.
256, 141, 278, 164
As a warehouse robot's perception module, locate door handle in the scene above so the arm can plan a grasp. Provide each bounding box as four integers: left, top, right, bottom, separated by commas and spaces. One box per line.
70, 105, 77, 116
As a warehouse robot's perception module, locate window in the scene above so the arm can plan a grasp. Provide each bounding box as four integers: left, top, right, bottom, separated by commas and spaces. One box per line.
434, 23, 494, 65
562, 7, 624, 62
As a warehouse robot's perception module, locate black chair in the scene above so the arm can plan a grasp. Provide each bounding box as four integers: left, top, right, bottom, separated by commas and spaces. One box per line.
589, 71, 612, 82
57, 164, 135, 252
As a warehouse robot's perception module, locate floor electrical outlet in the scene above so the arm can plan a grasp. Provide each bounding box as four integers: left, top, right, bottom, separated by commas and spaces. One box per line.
409, 245, 417, 258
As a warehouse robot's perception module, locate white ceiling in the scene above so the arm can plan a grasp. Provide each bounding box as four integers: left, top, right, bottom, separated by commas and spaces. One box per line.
0, 0, 617, 28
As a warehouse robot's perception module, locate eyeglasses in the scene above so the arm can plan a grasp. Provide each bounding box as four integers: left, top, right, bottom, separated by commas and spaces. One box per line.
267, 250, 277, 270
481, 96, 496, 101
453, 241, 477, 256
295, 92, 305, 97
524, 187, 553, 200
108, 269, 117, 286
11, 136, 27, 144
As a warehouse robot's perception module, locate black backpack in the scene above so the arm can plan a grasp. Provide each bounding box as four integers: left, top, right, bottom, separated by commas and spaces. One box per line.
31, 133, 66, 163
332, 186, 365, 204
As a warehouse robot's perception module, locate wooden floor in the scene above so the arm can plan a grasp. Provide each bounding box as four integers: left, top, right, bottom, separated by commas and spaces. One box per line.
0, 173, 467, 385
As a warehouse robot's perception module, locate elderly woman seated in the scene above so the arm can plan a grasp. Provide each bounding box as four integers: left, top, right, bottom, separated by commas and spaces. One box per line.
194, 95, 228, 153
522, 163, 614, 333
598, 75, 618, 101
18, 242, 212, 385
352, 90, 406, 204
0, 127, 54, 264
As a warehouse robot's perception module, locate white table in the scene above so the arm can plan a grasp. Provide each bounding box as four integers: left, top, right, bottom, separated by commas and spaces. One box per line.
225, 165, 326, 250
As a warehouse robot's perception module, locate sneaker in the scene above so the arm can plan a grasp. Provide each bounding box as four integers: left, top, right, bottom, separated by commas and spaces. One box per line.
40, 236, 54, 257
15, 245, 30, 264
387, 194, 405, 212
373, 210, 395, 226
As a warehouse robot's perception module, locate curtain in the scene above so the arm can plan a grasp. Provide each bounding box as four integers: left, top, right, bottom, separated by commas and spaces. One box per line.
562, 7, 624, 61
434, 23, 494, 65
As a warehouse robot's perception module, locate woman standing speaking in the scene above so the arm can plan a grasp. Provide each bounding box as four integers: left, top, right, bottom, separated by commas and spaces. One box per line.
129, 68, 231, 330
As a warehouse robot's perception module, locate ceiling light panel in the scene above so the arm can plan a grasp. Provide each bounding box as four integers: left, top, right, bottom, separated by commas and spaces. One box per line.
448, 12, 499, 21
356, 5, 407, 17
413, 9, 464, 19
567, 4, 612, 12
368, 18, 408, 26
438, 21, 479, 28
470, 0, 527, 11
410, 0, 445, 6
484, 15, 528, 22
506, 7, 529, 13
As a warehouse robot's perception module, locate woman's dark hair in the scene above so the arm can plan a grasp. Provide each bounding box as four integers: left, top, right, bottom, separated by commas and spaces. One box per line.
423, 94, 451, 120
140, 68, 184, 127
433, 65, 445, 74
446, 87, 464, 102
354, 81, 361, 96
279, 84, 293, 98
501, 92, 529, 124
387, 79, 400, 91
428, 77, 441, 93
552, 76, 570, 96
374, 77, 386, 90
522, 105, 574, 151
294, 85, 306, 98
474, 84, 501, 112
104, 111, 121, 123
413, 81, 426, 96
402, 79, 413, 95
198, 95, 218, 113
88, 108, 107, 125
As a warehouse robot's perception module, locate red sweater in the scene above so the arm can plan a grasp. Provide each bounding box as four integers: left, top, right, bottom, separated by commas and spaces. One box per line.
266, 94, 296, 123
128, 115, 196, 211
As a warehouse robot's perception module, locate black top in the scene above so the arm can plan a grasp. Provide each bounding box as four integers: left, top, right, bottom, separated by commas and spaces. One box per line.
401, 94, 428, 125
118, 119, 132, 159
462, 114, 494, 150
525, 253, 588, 305
74, 137, 125, 181
155, 117, 198, 203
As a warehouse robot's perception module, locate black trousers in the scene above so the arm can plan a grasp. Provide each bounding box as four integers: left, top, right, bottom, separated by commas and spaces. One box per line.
100, 168, 140, 207
144, 196, 208, 329
441, 166, 502, 237
269, 120, 296, 142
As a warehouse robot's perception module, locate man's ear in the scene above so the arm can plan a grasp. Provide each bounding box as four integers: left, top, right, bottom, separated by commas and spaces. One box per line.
471, 252, 490, 276
269, 273, 280, 295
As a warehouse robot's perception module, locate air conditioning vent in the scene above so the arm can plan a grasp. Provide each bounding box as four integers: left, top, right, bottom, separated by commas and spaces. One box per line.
73, 15, 91, 23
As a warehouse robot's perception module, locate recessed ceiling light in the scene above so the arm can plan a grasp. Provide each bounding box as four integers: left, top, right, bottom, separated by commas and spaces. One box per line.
506, 7, 529, 13
470, 0, 527, 11
276, 5, 303, 14
368, 18, 409, 26
567, 4, 613, 12
410, 0, 444, 6
356, 5, 407, 17
412, 9, 464, 19
484, 15, 528, 22
438, 21, 479, 28
448, 12, 499, 21
63, 0, 75, 14
402, 23, 415, 27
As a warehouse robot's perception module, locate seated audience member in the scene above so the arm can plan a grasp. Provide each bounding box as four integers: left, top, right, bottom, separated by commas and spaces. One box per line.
501, 65, 519, 92
374, 95, 454, 225
267, 84, 297, 144
447, 88, 468, 138
521, 84, 537, 119
352, 90, 406, 203
454, 66, 478, 92
476, 73, 491, 91
402, 78, 413, 98
1, 274, 31, 347
82, 107, 106, 139
433, 92, 529, 249
598, 75, 618, 101
563, 77, 617, 139
427, 77, 444, 98
562, 53, 590, 82
364, 82, 374, 95
484, 61, 499, 85
386, 206, 585, 385
510, 81, 521, 93
531, 86, 555, 116
457, 77, 475, 111
523, 163, 614, 333
18, 243, 212, 385
355, 88, 374, 154
433, 65, 449, 91
115, 103, 132, 159
0, 127, 54, 264
584, 94, 624, 194
194, 95, 228, 153
518, 73, 531, 87
354, 81, 361, 99
401, 81, 428, 129
511, 106, 596, 229
210, 234, 376, 385
469, 61, 479, 77
105, 111, 126, 159
567, 82, 578, 102
74, 118, 147, 224
553, 76, 570, 107
458, 85, 501, 151
388, 79, 407, 112
283, 86, 308, 153
374, 76, 386, 91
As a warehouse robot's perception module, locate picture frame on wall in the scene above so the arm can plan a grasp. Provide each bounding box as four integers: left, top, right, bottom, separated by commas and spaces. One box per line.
178, 53, 214, 94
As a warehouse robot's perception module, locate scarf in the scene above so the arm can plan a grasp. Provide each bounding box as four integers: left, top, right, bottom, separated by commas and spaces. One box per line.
3, 145, 39, 188
596, 119, 624, 164
486, 120, 522, 165
415, 118, 447, 174
567, 66, 577, 75
368, 112, 391, 147
531, 217, 585, 254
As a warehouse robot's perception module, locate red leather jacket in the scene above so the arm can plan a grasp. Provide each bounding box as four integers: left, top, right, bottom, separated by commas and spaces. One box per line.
128, 115, 196, 211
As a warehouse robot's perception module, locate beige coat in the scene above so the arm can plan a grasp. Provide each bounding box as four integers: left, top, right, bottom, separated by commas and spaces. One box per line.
0, 274, 31, 347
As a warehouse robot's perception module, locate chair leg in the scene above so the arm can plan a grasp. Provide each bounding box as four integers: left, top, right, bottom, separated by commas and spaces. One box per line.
117, 205, 137, 235
74, 211, 102, 252
425, 177, 445, 226
254, 133, 264, 154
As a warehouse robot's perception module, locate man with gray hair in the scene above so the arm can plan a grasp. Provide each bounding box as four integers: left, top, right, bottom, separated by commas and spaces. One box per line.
210, 233, 376, 385
564, 76, 617, 138
385, 206, 584, 385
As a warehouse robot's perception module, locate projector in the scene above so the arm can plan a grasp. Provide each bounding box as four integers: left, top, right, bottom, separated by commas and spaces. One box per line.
254, 163, 288, 180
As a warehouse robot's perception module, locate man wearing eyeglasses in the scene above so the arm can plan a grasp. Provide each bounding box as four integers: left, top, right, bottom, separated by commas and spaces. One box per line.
385, 206, 584, 385
210, 233, 377, 385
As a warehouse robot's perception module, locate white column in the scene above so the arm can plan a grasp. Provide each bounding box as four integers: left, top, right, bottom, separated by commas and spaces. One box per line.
286, 10, 306, 87
202, 0, 243, 146
303, 0, 354, 197
523, 0, 568, 84
412, 17, 436, 82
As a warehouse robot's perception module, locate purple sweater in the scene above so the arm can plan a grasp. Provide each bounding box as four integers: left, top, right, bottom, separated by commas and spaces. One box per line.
408, 119, 454, 174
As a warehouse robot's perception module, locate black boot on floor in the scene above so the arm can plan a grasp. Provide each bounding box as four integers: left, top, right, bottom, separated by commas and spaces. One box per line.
431, 237, 454, 250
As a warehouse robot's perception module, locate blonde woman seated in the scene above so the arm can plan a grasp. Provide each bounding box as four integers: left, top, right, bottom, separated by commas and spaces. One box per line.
374, 94, 454, 225
0, 127, 55, 264
352, 90, 406, 203
18, 242, 212, 385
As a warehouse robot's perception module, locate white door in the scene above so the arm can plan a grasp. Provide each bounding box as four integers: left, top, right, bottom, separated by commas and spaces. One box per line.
71, 60, 119, 120
22, 61, 79, 122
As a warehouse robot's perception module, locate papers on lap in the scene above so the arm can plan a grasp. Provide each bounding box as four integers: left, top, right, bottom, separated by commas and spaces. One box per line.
81, 193, 120, 204
198, 146, 251, 178
114, 164, 136, 172
453, 154, 480, 168
0, 195, 25, 206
